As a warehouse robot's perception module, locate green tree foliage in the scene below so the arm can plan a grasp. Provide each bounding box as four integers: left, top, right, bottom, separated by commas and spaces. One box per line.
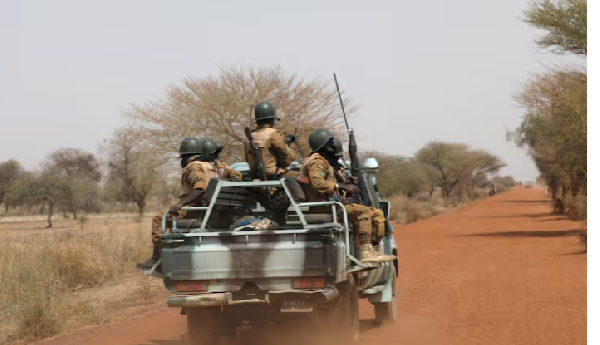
5, 172, 73, 227
0, 159, 24, 211
416, 142, 505, 198
374, 155, 428, 198
44, 148, 102, 218
523, 0, 587, 55
511, 0, 586, 228
509, 68, 586, 215
491, 176, 518, 190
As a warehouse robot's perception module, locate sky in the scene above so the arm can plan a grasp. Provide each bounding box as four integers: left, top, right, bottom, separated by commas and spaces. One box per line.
0, 0, 584, 182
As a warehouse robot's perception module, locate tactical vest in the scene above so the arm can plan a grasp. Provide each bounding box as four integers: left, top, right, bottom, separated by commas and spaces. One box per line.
180, 161, 221, 196
252, 127, 279, 177
298, 153, 336, 202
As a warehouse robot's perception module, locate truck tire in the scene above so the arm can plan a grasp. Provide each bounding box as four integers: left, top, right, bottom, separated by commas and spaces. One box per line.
332, 281, 360, 342
186, 308, 234, 345
374, 266, 397, 326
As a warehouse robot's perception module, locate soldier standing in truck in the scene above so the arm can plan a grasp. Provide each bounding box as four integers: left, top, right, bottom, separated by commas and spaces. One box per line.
244, 101, 296, 180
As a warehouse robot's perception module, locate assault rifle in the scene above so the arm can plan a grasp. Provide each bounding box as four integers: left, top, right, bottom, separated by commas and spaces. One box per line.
333, 73, 372, 208
244, 126, 268, 182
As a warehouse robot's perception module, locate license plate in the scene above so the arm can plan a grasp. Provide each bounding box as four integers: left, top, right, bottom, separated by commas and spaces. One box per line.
280, 300, 314, 313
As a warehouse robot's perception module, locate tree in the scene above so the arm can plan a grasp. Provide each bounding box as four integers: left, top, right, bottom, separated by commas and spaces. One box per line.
523, 0, 587, 55
101, 127, 164, 216
43, 148, 102, 219
416, 142, 504, 199
0, 159, 23, 212
491, 176, 518, 190
364, 154, 428, 198
125, 64, 357, 163
509, 68, 586, 214
5, 172, 73, 227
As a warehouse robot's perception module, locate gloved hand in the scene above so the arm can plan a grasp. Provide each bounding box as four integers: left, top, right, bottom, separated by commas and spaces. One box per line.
168, 205, 181, 215
284, 133, 296, 145
338, 183, 359, 195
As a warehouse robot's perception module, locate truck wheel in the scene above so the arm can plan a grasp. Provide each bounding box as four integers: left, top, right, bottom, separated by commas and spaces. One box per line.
186, 308, 234, 345
333, 281, 360, 342
374, 266, 397, 326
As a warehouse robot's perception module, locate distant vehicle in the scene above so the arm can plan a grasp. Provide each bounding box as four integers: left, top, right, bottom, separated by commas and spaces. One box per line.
525, 182, 532, 188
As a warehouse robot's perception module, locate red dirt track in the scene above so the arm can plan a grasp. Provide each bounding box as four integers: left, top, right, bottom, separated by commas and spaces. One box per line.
41, 187, 586, 345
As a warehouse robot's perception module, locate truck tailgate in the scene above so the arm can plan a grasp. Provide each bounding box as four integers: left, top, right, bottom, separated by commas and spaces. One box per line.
162, 230, 335, 281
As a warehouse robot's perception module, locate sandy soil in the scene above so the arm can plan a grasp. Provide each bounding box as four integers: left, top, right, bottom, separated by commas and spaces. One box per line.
34, 187, 587, 345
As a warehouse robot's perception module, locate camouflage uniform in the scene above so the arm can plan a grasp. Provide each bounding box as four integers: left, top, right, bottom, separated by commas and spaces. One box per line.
244, 124, 297, 224
244, 124, 295, 179
150, 158, 242, 243
299, 153, 375, 246
336, 166, 386, 244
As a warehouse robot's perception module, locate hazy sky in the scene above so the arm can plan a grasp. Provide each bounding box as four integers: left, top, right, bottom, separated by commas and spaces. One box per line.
0, 0, 582, 181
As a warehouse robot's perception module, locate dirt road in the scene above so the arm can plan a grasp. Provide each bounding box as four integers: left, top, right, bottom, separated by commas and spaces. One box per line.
41, 187, 586, 345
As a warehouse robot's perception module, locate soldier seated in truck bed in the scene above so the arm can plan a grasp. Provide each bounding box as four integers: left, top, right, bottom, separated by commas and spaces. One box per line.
298, 128, 395, 263
136, 138, 242, 272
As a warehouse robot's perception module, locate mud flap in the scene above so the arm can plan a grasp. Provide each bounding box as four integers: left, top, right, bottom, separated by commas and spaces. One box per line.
368, 264, 395, 304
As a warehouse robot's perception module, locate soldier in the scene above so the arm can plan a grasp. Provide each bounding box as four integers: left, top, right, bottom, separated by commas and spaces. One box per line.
137, 138, 242, 272
299, 128, 394, 263
331, 138, 387, 247
244, 101, 295, 180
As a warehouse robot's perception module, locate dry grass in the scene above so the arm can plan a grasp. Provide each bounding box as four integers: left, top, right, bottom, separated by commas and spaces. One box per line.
387, 188, 489, 225
0, 214, 167, 345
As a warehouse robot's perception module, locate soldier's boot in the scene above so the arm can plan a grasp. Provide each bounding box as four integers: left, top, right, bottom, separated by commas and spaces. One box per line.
360, 244, 395, 263
136, 242, 162, 272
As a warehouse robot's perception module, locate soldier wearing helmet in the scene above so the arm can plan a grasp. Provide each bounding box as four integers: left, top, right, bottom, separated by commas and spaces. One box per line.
298, 129, 394, 263
331, 138, 387, 248
137, 138, 242, 272
244, 102, 296, 180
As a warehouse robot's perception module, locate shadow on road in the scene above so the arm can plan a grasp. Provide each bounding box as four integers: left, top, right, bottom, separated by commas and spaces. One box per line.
139, 338, 187, 345
537, 217, 569, 222
459, 229, 580, 238
495, 200, 550, 204
485, 213, 554, 219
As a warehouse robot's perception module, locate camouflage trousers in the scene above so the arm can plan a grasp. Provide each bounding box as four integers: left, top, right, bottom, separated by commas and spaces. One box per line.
318, 203, 386, 246
370, 207, 386, 244
343, 203, 374, 245
151, 210, 176, 243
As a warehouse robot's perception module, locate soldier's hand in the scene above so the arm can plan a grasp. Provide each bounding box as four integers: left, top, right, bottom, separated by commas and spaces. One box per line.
338, 183, 359, 195
284, 133, 296, 145
348, 176, 359, 185
168, 205, 181, 215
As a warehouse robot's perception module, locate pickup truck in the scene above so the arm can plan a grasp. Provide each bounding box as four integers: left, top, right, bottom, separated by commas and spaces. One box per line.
143, 158, 398, 344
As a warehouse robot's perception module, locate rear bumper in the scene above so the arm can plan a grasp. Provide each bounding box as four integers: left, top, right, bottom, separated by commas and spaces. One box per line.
167, 287, 339, 308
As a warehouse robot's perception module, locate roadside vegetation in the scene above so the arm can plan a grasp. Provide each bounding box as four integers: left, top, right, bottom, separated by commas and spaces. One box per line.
508, 0, 587, 250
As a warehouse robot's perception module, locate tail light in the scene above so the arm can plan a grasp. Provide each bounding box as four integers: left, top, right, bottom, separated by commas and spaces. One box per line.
293, 277, 325, 289
175, 280, 209, 292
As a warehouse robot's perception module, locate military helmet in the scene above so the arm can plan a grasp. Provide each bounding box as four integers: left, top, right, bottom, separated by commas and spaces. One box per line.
332, 138, 344, 157
254, 101, 278, 122
179, 137, 203, 156
308, 128, 335, 152
198, 139, 222, 156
